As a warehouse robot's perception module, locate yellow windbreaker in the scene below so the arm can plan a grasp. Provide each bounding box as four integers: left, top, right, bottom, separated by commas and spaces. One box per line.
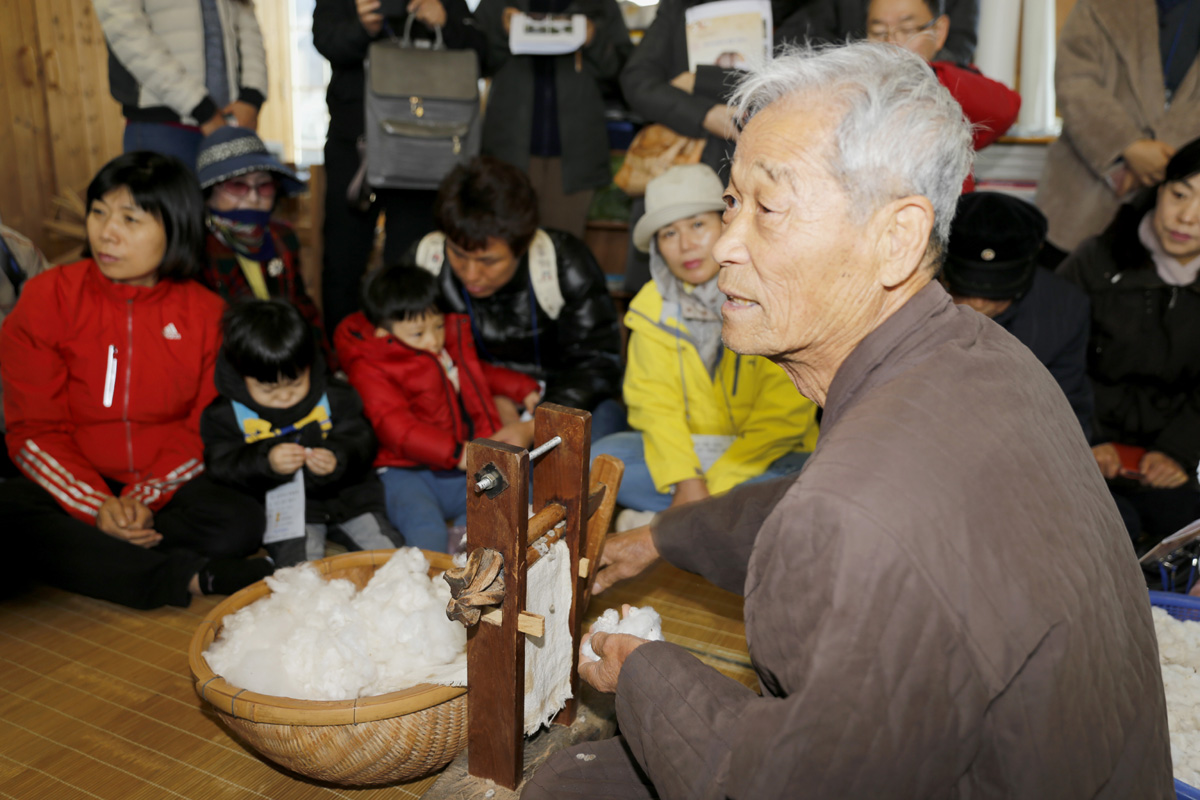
623, 282, 819, 495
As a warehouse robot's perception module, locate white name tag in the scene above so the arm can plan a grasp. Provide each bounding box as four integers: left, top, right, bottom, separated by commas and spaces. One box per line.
264, 469, 306, 545
691, 434, 735, 473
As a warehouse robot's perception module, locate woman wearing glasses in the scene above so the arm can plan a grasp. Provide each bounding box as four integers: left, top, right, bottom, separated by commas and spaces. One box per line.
195, 128, 330, 361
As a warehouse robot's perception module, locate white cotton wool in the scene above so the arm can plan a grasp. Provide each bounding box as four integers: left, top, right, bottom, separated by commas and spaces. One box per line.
203, 548, 467, 701
581, 605, 664, 662
1151, 606, 1200, 787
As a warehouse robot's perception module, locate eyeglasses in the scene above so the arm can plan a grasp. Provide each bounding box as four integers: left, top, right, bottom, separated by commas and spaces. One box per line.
217, 179, 278, 199
866, 17, 938, 45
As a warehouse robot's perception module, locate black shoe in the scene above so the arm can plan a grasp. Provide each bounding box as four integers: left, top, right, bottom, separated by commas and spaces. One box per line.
198, 557, 275, 596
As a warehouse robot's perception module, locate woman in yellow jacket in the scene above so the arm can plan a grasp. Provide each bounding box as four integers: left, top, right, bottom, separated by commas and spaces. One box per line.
594, 165, 819, 519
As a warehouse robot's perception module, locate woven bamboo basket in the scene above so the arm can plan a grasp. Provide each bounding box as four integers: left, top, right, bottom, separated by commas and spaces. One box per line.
187, 549, 468, 786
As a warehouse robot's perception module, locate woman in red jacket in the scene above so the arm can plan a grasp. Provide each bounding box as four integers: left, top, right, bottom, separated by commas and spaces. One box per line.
0, 152, 272, 609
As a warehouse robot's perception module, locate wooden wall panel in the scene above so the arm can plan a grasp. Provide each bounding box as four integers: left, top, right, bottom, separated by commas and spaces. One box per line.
34, 0, 123, 206
0, 1, 57, 255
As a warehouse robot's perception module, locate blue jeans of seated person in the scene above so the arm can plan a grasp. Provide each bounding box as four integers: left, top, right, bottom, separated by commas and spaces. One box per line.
123, 122, 204, 172
592, 431, 812, 513
379, 467, 468, 553
588, 398, 628, 443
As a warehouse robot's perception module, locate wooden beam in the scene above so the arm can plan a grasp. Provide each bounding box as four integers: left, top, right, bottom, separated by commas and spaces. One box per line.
464, 438, 529, 790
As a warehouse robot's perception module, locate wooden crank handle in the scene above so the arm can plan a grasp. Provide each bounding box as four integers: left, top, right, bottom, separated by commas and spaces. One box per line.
443, 547, 506, 627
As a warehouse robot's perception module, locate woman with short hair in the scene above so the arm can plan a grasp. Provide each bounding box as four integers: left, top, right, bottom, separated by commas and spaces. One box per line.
1059, 137, 1200, 547
0, 151, 272, 609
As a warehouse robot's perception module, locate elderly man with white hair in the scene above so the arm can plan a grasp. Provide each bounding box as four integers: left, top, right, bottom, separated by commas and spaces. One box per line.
522, 43, 1172, 800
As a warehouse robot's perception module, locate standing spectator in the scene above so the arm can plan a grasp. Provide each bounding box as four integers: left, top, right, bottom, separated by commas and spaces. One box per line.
474, 0, 631, 239
314, 0, 489, 333
617, 0, 745, 292
1036, 0, 1200, 262
411, 157, 625, 440
0, 152, 271, 609
95, 0, 268, 169
1058, 138, 1200, 548
941, 192, 1093, 439
195, 128, 332, 365
777, 0, 980, 64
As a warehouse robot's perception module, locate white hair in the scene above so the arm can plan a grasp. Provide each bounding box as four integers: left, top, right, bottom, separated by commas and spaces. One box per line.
730, 42, 974, 257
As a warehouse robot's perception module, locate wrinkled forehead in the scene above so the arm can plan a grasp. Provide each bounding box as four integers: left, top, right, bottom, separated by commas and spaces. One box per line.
730, 97, 844, 192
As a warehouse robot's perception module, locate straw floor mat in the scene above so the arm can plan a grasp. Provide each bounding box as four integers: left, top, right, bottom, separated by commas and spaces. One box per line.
0, 560, 753, 799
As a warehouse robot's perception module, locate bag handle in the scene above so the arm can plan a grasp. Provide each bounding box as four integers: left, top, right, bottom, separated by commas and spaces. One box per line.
399, 12, 445, 50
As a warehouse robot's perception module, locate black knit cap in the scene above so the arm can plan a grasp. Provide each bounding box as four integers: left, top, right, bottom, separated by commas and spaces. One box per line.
1164, 136, 1200, 184
942, 192, 1048, 301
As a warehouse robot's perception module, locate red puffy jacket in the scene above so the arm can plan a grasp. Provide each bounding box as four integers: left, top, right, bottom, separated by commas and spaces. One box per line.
932, 61, 1022, 192
334, 311, 541, 470
1, 260, 224, 521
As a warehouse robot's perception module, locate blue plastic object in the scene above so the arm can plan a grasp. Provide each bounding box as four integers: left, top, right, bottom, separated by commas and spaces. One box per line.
1148, 592, 1200, 799
1177, 779, 1200, 800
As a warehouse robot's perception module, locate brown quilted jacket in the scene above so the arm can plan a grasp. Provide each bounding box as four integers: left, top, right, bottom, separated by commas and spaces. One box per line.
622, 282, 1173, 799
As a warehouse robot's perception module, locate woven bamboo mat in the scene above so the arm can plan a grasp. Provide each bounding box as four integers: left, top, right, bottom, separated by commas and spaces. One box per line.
0, 559, 752, 799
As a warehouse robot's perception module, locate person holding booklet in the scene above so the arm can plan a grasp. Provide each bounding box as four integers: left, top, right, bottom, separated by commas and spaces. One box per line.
618, 0, 771, 292
592, 165, 818, 527
473, 0, 631, 238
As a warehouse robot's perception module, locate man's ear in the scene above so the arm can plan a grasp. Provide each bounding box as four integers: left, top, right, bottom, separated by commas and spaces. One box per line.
876, 195, 936, 289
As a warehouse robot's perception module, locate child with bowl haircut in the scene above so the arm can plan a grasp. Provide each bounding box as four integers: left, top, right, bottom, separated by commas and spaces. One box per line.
334, 264, 542, 552
201, 299, 402, 567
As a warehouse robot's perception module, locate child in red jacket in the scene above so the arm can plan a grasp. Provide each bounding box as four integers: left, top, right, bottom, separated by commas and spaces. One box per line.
334, 265, 541, 551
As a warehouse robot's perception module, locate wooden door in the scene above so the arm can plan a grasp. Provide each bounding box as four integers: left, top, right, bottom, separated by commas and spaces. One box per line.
0, 1, 57, 256
0, 0, 124, 260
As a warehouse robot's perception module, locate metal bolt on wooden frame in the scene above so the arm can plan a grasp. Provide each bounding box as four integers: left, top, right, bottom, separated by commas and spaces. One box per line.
442, 403, 623, 791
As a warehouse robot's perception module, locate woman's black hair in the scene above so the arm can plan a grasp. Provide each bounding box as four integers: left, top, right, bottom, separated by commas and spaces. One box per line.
433, 156, 539, 256
362, 263, 446, 328
83, 151, 206, 280
1165, 136, 1200, 185
222, 299, 316, 383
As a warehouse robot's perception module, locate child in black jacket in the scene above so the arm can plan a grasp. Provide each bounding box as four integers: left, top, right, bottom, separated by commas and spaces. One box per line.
201, 299, 403, 567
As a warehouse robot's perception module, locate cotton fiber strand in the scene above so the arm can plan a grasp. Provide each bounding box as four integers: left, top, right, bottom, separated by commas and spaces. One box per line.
203, 548, 467, 701
581, 605, 664, 662
1152, 606, 1200, 786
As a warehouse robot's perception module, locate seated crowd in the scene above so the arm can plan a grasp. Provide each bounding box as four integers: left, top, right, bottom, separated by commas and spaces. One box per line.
0, 0, 1197, 615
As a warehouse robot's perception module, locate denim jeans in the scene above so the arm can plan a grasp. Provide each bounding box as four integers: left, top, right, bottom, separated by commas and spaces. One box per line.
588, 398, 628, 442
123, 122, 204, 172
379, 467, 469, 553
591, 431, 811, 512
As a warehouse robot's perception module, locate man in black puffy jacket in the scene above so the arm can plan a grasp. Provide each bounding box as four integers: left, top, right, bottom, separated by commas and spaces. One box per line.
409, 156, 625, 441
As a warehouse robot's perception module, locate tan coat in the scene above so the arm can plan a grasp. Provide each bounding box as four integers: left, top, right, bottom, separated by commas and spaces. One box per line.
1036, 0, 1200, 252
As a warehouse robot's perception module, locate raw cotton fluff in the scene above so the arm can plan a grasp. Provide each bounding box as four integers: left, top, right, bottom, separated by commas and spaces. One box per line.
204, 548, 467, 700
1152, 606, 1200, 786
581, 605, 664, 662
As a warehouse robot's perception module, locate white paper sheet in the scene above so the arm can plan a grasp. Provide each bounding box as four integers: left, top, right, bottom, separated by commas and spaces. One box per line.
264, 469, 306, 545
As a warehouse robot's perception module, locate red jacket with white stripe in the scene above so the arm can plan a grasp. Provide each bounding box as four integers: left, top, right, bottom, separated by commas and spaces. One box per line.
0, 260, 224, 521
